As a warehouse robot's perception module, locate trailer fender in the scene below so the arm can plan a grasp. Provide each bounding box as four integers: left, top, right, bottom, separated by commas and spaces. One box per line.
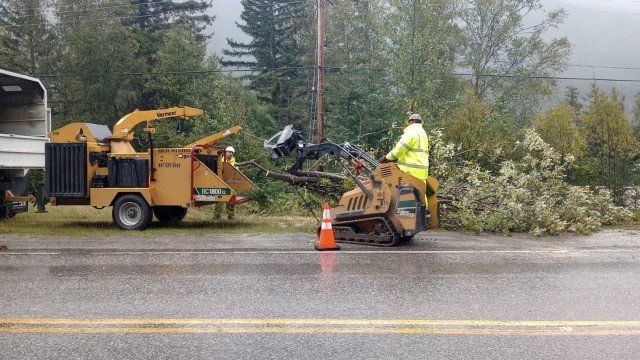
89, 188, 153, 207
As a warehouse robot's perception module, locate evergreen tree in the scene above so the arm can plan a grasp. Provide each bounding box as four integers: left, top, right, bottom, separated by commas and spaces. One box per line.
632, 91, 640, 140
580, 85, 639, 203
564, 86, 583, 113
222, 0, 311, 125
0, 0, 52, 75
126, 0, 213, 43
148, 26, 276, 151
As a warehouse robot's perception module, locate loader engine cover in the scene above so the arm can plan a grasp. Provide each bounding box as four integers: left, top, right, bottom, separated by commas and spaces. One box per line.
395, 185, 429, 236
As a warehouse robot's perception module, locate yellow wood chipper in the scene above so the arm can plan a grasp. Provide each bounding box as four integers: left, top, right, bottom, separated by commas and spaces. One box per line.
44, 106, 256, 230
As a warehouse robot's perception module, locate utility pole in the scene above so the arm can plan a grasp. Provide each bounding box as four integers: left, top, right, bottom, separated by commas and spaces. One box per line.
315, 0, 326, 142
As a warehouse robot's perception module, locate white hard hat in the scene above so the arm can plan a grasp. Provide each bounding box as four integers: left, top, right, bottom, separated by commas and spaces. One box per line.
409, 113, 422, 121
225, 146, 236, 153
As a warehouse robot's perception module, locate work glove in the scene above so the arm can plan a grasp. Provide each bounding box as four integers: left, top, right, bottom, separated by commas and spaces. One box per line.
378, 156, 389, 164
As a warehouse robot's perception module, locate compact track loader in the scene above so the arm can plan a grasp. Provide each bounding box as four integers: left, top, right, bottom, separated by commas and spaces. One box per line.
44, 106, 256, 230
265, 125, 439, 246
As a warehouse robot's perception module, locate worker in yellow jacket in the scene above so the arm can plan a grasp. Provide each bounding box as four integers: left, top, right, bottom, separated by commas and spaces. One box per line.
379, 113, 429, 192
214, 146, 237, 220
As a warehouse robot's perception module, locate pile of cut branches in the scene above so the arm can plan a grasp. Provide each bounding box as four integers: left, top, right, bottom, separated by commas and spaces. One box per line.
430, 129, 634, 235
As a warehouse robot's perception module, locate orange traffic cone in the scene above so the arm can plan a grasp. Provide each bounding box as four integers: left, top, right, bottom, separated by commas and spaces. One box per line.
315, 203, 340, 251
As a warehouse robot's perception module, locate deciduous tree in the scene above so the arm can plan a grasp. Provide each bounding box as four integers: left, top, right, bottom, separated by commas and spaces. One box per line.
457, 0, 570, 122
534, 103, 584, 162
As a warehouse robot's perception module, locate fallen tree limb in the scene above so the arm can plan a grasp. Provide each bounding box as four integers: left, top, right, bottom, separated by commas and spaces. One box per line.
236, 160, 348, 200
237, 160, 346, 185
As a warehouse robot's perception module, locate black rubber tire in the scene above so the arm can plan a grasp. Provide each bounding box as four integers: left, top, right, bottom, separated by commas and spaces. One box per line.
112, 194, 152, 230
153, 206, 188, 223
146, 204, 154, 225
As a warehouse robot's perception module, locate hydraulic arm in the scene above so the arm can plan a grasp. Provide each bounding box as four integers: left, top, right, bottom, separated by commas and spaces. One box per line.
264, 125, 439, 246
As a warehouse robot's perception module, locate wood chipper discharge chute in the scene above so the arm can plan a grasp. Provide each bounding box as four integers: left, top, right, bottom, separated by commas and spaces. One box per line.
44, 107, 256, 230
264, 125, 439, 246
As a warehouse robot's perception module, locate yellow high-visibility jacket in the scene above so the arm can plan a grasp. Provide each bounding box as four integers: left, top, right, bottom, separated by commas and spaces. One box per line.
385, 123, 429, 180
228, 156, 237, 166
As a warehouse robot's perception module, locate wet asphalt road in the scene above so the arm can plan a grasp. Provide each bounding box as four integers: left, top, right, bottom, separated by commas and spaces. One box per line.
1, 228, 640, 359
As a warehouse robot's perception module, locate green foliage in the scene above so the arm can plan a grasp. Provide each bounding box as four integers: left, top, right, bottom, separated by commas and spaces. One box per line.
49, 4, 145, 128
457, 0, 571, 122
565, 86, 583, 113
124, 0, 213, 43
323, 0, 399, 146
440, 88, 516, 165
632, 90, 640, 139
534, 103, 584, 161
577, 86, 639, 203
222, 0, 311, 126
0, 0, 635, 235
431, 129, 633, 235
0, 0, 53, 75
240, 179, 323, 217
386, 0, 460, 121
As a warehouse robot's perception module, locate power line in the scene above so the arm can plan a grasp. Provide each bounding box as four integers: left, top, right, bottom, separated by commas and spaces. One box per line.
12, 0, 302, 21
13, 0, 144, 13
34, 67, 640, 83
7, 13, 161, 28
567, 9, 640, 15
568, 64, 640, 71
453, 72, 640, 83
36, 66, 314, 78
13, 0, 171, 19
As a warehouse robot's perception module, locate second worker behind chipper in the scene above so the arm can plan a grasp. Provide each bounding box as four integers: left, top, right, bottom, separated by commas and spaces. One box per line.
214, 146, 237, 220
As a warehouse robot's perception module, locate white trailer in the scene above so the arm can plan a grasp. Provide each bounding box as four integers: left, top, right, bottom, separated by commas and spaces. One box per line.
0, 69, 50, 218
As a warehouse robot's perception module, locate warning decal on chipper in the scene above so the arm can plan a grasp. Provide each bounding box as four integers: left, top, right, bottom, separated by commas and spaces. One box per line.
194, 188, 231, 201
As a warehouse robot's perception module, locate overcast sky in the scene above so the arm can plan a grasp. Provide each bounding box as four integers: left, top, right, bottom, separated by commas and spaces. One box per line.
206, 0, 640, 109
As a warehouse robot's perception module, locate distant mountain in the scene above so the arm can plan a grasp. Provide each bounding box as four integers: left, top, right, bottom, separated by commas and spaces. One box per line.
545, 0, 640, 111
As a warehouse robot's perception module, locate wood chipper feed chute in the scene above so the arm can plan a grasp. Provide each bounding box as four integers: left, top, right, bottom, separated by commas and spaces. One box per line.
265, 125, 439, 246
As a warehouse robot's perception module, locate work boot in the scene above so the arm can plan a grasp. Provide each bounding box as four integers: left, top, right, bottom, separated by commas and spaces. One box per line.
227, 204, 235, 220
214, 202, 224, 220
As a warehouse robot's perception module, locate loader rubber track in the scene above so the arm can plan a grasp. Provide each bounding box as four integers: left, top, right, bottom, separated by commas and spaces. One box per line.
331, 216, 402, 247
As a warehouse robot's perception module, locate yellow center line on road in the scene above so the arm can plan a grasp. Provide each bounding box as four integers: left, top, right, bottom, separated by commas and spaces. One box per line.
3, 317, 640, 327
2, 318, 640, 336
3, 325, 640, 336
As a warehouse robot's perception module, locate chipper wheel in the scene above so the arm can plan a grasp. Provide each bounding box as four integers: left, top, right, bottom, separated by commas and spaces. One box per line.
112, 194, 152, 230
153, 206, 188, 224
